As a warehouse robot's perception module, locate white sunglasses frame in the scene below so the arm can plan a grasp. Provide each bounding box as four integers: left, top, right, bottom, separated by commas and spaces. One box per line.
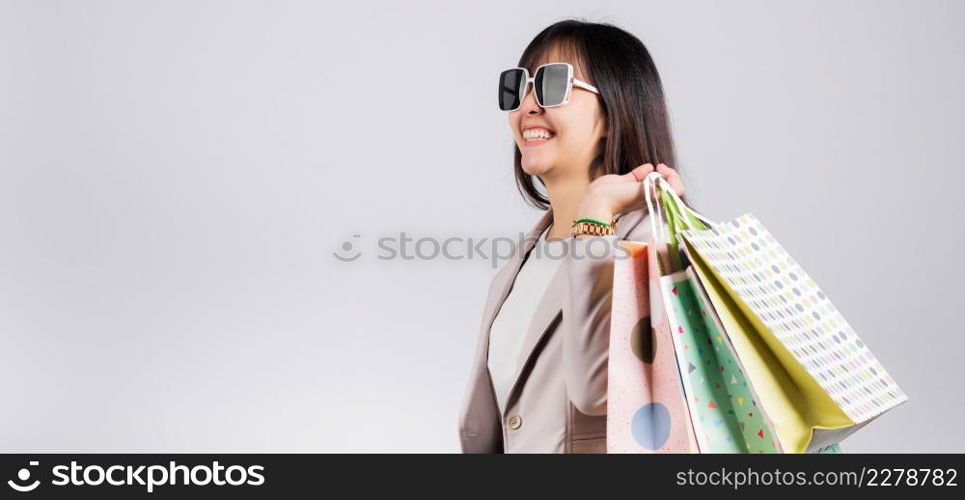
500, 62, 600, 112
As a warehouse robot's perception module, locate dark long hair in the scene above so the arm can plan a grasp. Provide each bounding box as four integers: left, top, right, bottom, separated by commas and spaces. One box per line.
513, 19, 689, 210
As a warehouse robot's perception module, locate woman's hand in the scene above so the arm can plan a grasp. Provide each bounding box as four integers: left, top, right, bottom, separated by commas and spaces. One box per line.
576, 163, 686, 223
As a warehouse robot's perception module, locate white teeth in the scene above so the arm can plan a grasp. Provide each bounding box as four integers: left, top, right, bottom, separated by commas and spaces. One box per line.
523, 128, 554, 140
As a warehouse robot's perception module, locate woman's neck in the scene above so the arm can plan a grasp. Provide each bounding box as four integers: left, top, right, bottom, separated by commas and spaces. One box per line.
543, 175, 590, 240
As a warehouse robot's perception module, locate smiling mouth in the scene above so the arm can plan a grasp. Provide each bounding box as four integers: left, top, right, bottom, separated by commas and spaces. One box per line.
522, 129, 556, 146
523, 136, 553, 147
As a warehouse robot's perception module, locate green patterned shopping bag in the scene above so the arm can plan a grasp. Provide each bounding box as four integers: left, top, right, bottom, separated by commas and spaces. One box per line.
660, 269, 780, 453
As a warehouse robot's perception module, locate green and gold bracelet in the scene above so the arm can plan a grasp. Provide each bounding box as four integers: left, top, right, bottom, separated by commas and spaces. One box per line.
571, 217, 612, 227
571, 217, 615, 236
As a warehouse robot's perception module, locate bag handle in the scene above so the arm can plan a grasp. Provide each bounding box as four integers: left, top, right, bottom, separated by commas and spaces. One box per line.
643, 171, 667, 242
644, 170, 694, 272
643, 171, 718, 272
643, 171, 718, 230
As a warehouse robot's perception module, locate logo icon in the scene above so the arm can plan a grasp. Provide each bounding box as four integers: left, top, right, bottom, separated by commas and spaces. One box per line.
8, 461, 40, 492
332, 234, 362, 262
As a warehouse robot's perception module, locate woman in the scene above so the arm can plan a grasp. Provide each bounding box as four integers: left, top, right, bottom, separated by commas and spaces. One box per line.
457, 19, 690, 453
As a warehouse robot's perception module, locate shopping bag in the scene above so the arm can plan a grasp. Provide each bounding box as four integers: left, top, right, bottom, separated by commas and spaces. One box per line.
668, 266, 845, 454
642, 174, 780, 453
606, 237, 699, 453
645, 172, 908, 453
660, 269, 782, 452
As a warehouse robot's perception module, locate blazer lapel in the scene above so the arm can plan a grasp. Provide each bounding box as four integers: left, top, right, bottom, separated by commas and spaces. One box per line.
498, 207, 650, 416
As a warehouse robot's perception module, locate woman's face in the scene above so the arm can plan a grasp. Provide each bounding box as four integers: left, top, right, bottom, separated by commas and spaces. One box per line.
509, 47, 606, 180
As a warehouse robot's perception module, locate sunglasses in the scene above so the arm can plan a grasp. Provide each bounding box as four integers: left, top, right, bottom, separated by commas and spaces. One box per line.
498, 62, 600, 112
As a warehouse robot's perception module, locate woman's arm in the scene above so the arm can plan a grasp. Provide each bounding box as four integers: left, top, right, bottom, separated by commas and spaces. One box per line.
560, 163, 683, 416
561, 233, 624, 416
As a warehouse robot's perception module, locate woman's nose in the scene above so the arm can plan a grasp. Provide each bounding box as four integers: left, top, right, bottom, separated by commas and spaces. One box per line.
519, 84, 542, 115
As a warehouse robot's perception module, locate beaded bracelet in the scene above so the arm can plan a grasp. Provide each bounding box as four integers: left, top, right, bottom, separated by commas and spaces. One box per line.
571, 217, 613, 228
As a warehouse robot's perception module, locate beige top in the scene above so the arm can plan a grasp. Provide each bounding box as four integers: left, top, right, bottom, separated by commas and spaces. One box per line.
487, 226, 566, 415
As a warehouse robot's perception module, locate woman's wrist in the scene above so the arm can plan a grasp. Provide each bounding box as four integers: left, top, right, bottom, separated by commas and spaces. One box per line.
574, 196, 615, 237
576, 195, 614, 222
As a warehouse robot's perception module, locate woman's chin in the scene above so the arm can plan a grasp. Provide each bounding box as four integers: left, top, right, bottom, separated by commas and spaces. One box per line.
520, 156, 555, 176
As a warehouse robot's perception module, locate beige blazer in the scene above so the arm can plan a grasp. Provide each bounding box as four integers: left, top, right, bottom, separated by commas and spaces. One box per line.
457, 206, 653, 453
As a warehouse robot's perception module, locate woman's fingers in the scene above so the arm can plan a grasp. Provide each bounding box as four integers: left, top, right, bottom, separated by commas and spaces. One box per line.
583, 162, 685, 215
656, 163, 685, 196
595, 163, 653, 186
629, 163, 655, 182
626, 162, 685, 196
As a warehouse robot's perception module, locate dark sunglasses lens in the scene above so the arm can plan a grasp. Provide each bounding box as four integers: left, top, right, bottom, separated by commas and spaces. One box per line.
498, 69, 525, 111
535, 64, 569, 106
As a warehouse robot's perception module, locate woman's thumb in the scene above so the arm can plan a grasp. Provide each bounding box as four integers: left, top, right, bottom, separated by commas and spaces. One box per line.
628, 163, 655, 182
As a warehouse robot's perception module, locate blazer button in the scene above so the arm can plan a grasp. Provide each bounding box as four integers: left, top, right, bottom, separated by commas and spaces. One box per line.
507, 414, 522, 430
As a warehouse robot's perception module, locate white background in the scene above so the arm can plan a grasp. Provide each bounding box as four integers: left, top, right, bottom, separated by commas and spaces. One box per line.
1, 0, 962, 452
